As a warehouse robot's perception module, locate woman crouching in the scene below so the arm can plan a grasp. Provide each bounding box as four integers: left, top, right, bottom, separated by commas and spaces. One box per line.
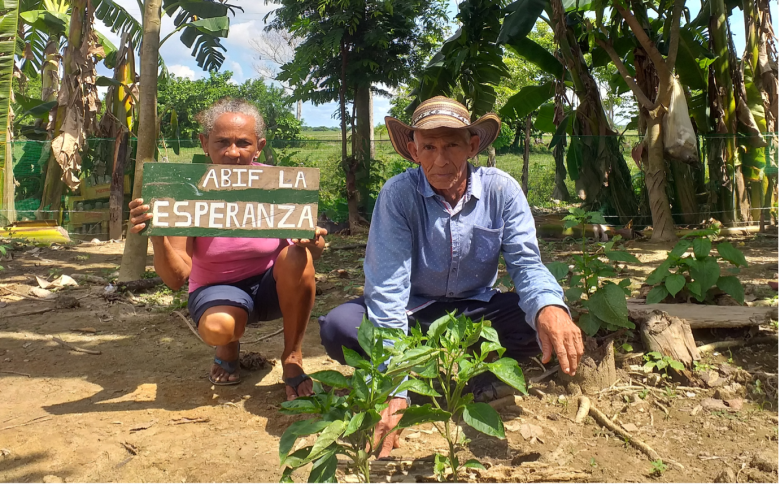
128, 98, 325, 400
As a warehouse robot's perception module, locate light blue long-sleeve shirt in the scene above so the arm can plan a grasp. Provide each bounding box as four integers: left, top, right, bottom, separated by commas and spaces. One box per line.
363, 164, 567, 334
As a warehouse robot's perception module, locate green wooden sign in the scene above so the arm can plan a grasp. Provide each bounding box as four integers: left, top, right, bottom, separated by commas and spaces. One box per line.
141, 163, 320, 238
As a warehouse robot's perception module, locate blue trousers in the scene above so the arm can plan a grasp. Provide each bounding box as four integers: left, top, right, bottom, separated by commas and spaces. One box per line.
318, 292, 540, 364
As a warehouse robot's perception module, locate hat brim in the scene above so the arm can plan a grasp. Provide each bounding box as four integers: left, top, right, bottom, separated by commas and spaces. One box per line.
385, 113, 501, 162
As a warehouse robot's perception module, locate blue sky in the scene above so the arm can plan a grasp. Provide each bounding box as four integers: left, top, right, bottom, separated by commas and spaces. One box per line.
98, 1, 765, 129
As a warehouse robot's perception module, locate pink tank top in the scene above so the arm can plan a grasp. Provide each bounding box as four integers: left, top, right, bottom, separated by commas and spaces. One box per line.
188, 236, 291, 292
187, 162, 292, 292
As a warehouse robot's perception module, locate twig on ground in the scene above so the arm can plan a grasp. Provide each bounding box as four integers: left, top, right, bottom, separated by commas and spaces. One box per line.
530, 356, 546, 373
575, 396, 591, 423
173, 311, 210, 346
52, 336, 101, 355
529, 365, 560, 383
653, 400, 669, 416
0, 370, 31, 377
0, 415, 52, 431
697, 336, 778, 353
241, 327, 285, 345
588, 403, 661, 460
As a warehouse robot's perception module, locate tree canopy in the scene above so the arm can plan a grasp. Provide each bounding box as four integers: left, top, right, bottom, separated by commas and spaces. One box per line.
156, 71, 301, 140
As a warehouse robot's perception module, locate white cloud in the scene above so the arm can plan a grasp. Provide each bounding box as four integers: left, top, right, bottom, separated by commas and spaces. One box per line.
168, 64, 196, 80
228, 60, 245, 81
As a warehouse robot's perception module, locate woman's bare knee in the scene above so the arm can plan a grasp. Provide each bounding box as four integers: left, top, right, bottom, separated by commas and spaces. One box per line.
198, 306, 247, 346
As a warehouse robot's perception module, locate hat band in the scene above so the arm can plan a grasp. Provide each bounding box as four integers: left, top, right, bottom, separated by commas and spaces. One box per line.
413, 108, 470, 126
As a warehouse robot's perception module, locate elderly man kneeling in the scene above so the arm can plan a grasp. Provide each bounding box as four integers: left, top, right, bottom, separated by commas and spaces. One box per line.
319, 96, 584, 457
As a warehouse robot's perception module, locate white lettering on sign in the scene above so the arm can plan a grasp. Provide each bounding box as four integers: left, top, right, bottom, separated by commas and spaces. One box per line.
197, 166, 318, 191
150, 199, 317, 231
173, 201, 192, 227
295, 170, 307, 188
279, 170, 293, 188
152, 200, 170, 227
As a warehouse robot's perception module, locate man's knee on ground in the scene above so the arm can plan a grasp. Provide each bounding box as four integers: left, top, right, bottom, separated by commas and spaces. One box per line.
198, 309, 240, 346
318, 310, 351, 364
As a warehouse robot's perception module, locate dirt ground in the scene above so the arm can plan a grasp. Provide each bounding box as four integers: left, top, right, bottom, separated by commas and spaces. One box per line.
0, 233, 778, 483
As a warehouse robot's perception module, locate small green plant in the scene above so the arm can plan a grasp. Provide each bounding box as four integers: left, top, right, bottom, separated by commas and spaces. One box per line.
74, 254, 90, 262
649, 459, 668, 477
47, 267, 62, 279
638, 389, 649, 400
693, 361, 715, 372
277, 318, 415, 482
643, 352, 684, 379
394, 313, 527, 481
620, 343, 634, 353
545, 208, 638, 337
663, 385, 678, 398
589, 457, 597, 468
142, 269, 159, 279
644, 227, 748, 304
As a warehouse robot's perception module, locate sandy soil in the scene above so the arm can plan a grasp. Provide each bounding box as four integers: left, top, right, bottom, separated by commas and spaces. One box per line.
0, 234, 777, 483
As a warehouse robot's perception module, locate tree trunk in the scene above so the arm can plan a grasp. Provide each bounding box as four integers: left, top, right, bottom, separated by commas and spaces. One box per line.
645, 103, 677, 241
636, 310, 701, 367
296, 99, 302, 121
521, 114, 531, 193
118, 0, 162, 282
368, 88, 375, 160
670, 160, 699, 224
486, 145, 496, 168
552, 143, 569, 201
109, 131, 129, 240
353, 84, 371, 219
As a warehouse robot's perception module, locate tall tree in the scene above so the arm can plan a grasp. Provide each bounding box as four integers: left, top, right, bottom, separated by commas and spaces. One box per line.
118, 0, 160, 282
271, 0, 448, 232
251, 27, 302, 121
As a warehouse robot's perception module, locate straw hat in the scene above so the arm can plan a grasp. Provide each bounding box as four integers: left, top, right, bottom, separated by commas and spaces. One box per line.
385, 96, 501, 162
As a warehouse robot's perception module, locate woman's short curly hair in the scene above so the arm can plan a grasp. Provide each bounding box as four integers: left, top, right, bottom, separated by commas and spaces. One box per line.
195, 97, 266, 138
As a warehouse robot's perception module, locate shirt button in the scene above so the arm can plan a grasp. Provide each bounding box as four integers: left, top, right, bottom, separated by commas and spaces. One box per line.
448, 292, 454, 296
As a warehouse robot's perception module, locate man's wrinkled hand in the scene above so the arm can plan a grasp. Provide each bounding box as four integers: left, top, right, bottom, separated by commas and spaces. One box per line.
537, 305, 584, 376
372, 397, 407, 459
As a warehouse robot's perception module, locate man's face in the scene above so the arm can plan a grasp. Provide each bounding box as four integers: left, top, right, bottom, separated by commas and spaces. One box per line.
198, 113, 266, 165
406, 127, 480, 192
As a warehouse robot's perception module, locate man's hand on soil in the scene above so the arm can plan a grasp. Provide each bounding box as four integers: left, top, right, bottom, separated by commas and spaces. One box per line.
373, 397, 407, 458
537, 305, 584, 376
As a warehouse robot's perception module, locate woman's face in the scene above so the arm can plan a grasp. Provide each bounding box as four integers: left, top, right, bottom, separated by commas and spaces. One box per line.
198, 112, 266, 165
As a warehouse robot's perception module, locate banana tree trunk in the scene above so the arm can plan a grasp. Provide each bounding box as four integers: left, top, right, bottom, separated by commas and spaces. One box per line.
670, 160, 699, 224
709, 0, 739, 226
118, 0, 162, 282
550, 0, 638, 224
0, 1, 19, 226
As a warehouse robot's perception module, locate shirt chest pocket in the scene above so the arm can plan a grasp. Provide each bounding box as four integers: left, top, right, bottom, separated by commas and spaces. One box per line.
471, 224, 503, 265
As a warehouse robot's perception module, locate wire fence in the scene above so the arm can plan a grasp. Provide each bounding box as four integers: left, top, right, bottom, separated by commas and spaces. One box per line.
3, 133, 778, 239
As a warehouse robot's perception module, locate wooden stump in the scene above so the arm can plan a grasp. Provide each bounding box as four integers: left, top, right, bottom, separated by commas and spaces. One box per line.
635, 310, 700, 365
559, 339, 617, 395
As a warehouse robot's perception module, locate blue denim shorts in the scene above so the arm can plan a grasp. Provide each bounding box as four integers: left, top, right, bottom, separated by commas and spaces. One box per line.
187, 267, 282, 325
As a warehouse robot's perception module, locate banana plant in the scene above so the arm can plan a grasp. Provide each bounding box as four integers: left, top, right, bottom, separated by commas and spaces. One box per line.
94, 0, 241, 73
0, 0, 20, 226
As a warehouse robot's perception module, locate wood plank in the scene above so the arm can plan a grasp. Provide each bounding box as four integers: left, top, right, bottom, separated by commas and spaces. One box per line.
141, 163, 319, 238
628, 301, 778, 328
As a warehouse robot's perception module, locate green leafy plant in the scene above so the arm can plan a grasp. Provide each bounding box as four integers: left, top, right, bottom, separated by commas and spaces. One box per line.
643, 352, 684, 379
0, 244, 8, 271
393, 313, 527, 482
277, 318, 418, 482
644, 227, 748, 304
693, 361, 715, 372
545, 208, 639, 336
649, 459, 668, 477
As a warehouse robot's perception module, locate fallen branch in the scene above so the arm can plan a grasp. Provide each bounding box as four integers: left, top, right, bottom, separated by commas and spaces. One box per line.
173, 310, 209, 346
0, 286, 52, 301
0, 415, 52, 431
241, 327, 285, 345
52, 336, 101, 355
575, 396, 590, 423
329, 243, 367, 251
588, 403, 661, 460
1, 308, 55, 318
697, 336, 778, 353
0, 370, 31, 377
117, 277, 164, 293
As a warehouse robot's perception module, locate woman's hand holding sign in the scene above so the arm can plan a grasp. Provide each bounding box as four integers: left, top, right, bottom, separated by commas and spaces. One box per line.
128, 198, 153, 234
291, 227, 328, 259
